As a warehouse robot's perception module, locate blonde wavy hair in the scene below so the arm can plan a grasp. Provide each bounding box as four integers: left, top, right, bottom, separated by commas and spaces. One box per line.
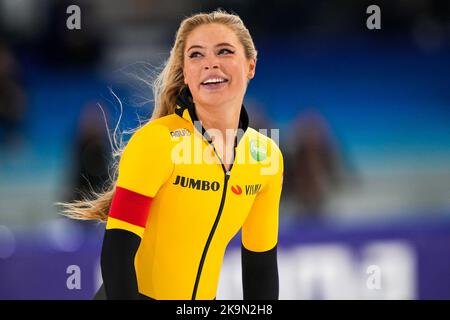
59, 9, 258, 222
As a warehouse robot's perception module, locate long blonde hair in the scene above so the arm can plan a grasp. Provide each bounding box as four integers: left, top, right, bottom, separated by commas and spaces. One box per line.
59, 9, 258, 222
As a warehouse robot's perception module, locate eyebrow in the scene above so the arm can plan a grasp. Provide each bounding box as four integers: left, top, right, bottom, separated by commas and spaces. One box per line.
187, 42, 236, 52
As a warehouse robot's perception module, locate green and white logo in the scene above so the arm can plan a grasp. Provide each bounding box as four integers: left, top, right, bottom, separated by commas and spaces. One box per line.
250, 139, 267, 161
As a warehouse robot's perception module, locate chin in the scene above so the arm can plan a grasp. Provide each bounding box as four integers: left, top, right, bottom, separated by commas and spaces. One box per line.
198, 92, 230, 107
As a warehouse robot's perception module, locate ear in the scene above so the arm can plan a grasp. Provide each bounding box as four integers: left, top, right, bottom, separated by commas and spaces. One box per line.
183, 69, 188, 85
248, 58, 256, 79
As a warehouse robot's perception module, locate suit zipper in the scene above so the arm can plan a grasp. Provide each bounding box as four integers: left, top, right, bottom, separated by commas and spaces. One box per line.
192, 145, 233, 300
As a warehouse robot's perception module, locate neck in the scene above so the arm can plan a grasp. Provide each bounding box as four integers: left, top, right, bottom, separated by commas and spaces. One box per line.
191, 98, 244, 170
194, 100, 241, 142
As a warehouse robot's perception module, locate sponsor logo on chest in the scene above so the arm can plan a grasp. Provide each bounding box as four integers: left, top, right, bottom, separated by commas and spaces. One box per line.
231, 184, 262, 196
173, 175, 220, 191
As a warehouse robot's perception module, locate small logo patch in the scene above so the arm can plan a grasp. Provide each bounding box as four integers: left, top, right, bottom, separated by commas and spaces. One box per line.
170, 128, 191, 138
231, 185, 242, 195
250, 139, 267, 161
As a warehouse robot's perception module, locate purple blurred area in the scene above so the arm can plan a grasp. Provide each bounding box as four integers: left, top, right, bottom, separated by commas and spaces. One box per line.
0, 0, 449, 299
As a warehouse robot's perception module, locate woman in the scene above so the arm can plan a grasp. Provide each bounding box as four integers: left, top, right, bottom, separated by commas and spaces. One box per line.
62, 9, 283, 300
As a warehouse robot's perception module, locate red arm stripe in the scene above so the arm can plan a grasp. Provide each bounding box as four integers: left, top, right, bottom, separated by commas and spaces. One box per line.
108, 186, 153, 228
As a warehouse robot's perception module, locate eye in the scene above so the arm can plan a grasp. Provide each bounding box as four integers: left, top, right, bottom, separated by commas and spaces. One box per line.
218, 48, 234, 55
189, 51, 203, 58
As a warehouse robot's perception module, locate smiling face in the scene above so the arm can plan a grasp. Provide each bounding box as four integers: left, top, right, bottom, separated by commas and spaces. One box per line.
183, 23, 256, 109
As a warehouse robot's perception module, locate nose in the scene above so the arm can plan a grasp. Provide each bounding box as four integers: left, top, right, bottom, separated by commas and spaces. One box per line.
204, 63, 219, 70
203, 54, 219, 70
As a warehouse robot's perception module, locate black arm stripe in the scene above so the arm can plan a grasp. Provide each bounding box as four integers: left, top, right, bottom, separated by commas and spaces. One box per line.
241, 244, 279, 300
100, 229, 141, 299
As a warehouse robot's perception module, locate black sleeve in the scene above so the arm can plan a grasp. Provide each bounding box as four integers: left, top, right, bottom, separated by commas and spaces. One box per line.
241, 244, 279, 300
100, 229, 141, 299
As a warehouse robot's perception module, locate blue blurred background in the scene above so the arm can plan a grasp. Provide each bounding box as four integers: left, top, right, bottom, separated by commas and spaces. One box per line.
0, 0, 449, 299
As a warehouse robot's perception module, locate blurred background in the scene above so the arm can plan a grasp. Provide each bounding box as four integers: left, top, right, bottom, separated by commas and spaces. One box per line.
0, 0, 449, 299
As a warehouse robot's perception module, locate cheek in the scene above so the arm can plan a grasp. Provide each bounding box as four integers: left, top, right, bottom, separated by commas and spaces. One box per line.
230, 62, 248, 86
183, 63, 197, 85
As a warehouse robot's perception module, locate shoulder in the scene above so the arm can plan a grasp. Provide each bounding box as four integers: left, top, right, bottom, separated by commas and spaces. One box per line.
126, 113, 183, 145
245, 127, 283, 161
241, 127, 283, 179
121, 114, 185, 159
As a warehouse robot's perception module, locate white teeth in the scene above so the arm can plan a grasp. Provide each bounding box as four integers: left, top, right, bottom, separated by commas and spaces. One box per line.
202, 78, 226, 84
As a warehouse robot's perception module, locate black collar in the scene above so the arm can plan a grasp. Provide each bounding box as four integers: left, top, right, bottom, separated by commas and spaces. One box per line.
175, 86, 249, 145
